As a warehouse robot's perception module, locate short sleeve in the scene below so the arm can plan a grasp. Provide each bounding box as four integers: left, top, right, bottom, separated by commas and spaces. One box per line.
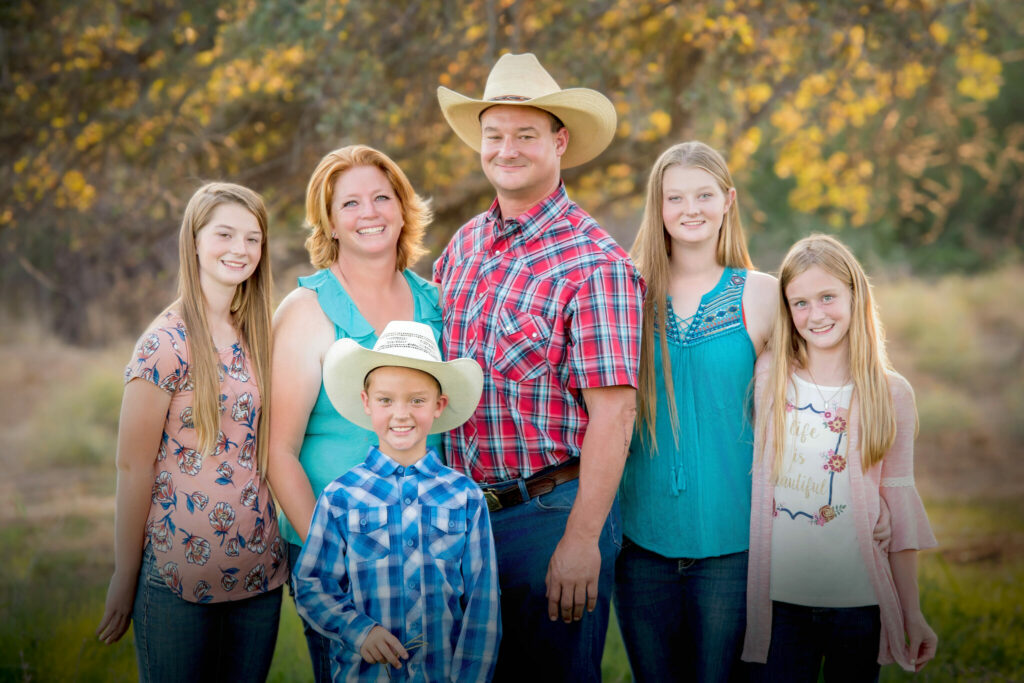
124, 317, 190, 395
879, 374, 938, 553
565, 259, 646, 390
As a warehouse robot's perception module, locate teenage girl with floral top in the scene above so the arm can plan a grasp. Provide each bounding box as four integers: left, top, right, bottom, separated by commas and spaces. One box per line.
96, 183, 286, 682
743, 234, 937, 681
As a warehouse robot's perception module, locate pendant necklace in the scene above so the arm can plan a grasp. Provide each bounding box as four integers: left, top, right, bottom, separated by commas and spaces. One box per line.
806, 365, 848, 414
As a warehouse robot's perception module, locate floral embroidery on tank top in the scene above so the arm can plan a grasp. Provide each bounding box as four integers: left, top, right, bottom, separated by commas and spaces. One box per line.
665, 270, 746, 346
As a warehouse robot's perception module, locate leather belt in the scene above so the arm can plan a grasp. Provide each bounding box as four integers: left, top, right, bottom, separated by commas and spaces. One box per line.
480, 459, 580, 513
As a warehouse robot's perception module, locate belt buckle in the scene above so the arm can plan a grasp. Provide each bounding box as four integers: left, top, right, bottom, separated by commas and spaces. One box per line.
484, 489, 502, 512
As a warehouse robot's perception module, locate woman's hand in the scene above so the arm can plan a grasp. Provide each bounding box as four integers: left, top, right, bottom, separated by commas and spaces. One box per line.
96, 570, 138, 644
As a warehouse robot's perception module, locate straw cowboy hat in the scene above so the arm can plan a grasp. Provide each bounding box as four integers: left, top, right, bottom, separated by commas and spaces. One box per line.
437, 52, 617, 169
322, 320, 483, 434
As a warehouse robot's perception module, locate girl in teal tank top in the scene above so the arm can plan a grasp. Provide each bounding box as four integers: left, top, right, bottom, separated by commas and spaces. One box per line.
614, 142, 778, 682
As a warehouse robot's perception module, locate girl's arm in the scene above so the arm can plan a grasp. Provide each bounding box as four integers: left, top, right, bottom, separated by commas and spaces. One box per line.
881, 374, 939, 670
890, 549, 937, 671
266, 289, 333, 543
742, 270, 779, 356
96, 379, 171, 644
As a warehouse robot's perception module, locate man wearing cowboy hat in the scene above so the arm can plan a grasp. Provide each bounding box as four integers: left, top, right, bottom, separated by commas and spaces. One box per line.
433, 53, 645, 681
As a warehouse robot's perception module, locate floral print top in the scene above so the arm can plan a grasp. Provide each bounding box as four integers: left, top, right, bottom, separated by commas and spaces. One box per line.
768, 373, 876, 607
127, 310, 286, 603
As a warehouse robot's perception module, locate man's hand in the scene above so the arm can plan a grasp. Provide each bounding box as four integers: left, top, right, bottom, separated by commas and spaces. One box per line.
545, 533, 601, 623
360, 625, 408, 669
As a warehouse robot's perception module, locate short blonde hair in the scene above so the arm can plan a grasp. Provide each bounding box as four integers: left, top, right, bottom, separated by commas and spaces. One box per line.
304, 145, 430, 271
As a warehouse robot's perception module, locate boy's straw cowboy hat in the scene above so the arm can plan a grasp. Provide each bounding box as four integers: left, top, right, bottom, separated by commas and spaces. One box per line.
322, 320, 483, 434
437, 52, 617, 169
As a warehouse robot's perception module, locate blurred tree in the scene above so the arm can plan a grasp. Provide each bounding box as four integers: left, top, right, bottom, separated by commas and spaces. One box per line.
1, 0, 1020, 342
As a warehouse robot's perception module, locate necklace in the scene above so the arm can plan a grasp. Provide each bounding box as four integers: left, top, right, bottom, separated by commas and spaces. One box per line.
806, 365, 849, 414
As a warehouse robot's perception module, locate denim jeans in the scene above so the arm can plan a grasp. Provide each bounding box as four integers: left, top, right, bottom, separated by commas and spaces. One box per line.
489, 477, 621, 683
613, 539, 749, 683
133, 544, 282, 683
750, 601, 881, 683
287, 542, 333, 683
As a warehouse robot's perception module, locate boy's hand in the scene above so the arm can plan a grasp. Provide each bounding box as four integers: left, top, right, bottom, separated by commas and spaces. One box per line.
360, 625, 409, 669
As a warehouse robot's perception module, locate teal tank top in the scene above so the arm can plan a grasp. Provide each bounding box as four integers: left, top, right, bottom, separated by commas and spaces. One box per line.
278, 268, 444, 546
619, 267, 756, 558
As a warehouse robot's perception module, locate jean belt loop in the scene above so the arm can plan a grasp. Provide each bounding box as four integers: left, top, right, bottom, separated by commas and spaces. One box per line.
516, 477, 530, 503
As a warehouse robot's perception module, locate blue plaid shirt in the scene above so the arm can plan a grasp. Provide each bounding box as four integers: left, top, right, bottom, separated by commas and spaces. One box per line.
294, 446, 500, 682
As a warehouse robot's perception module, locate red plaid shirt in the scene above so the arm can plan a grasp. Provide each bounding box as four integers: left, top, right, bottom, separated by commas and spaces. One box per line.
433, 183, 645, 484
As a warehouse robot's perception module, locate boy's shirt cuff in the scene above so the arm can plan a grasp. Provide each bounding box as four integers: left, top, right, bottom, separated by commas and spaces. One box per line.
342, 612, 379, 652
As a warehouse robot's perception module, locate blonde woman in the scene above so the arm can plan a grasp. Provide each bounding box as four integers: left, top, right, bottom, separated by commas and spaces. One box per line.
266, 145, 442, 682
615, 142, 777, 682
96, 183, 285, 681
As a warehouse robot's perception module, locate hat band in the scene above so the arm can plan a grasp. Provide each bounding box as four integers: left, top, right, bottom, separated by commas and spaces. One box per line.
375, 332, 441, 362
488, 95, 530, 102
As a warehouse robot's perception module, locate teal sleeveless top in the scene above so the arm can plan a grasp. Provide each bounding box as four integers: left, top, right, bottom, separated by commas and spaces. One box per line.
278, 268, 444, 546
619, 267, 756, 558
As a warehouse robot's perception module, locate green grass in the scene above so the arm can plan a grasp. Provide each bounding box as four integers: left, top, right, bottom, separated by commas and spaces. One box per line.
3, 499, 1022, 681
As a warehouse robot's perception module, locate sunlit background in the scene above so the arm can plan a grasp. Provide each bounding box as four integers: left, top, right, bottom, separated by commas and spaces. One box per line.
1, 1, 1021, 680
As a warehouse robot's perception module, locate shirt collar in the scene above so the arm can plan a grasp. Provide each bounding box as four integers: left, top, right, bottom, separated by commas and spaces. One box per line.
488, 181, 570, 243
364, 445, 444, 478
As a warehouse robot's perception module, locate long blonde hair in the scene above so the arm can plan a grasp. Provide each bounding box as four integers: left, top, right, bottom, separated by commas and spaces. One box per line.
630, 141, 753, 447
758, 234, 904, 480
176, 182, 273, 478
303, 144, 431, 271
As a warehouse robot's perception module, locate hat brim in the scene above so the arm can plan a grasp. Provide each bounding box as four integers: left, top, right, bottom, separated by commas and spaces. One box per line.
322, 338, 483, 435
437, 86, 617, 169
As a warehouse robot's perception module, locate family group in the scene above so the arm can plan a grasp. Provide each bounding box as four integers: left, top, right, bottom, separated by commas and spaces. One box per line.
94, 52, 937, 683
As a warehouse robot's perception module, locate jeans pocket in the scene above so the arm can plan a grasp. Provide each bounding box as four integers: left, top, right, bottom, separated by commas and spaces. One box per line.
533, 479, 577, 512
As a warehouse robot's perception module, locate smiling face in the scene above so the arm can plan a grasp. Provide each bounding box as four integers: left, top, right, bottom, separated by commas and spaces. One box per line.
330, 165, 404, 261
194, 202, 263, 293
479, 104, 567, 213
361, 365, 448, 465
661, 165, 735, 250
785, 264, 853, 358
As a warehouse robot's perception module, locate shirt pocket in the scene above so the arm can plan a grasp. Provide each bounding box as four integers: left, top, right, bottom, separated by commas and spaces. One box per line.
345, 507, 391, 563
425, 506, 468, 562
492, 307, 552, 383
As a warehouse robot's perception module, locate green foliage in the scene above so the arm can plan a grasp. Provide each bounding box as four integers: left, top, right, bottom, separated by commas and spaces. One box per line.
32, 367, 123, 466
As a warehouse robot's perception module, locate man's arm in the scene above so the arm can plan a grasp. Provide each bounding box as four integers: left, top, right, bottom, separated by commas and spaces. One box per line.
545, 384, 635, 623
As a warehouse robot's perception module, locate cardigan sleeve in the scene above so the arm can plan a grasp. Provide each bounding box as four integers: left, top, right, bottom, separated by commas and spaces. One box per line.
879, 373, 938, 553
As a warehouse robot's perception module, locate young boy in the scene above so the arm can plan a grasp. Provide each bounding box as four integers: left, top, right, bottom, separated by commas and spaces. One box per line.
293, 321, 500, 682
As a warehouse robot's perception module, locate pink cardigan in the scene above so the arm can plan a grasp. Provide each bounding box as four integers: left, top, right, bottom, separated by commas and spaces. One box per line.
742, 354, 938, 672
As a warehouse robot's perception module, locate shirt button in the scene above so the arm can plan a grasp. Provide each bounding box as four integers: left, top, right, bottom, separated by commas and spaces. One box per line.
396, 466, 404, 475
531, 332, 538, 338
359, 518, 367, 526
404, 497, 412, 505
407, 539, 415, 547
448, 521, 455, 528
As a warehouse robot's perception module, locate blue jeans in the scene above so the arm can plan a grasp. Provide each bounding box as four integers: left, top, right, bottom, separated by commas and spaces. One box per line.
287, 542, 333, 683
133, 544, 282, 683
489, 477, 621, 683
614, 539, 748, 683
750, 601, 881, 683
